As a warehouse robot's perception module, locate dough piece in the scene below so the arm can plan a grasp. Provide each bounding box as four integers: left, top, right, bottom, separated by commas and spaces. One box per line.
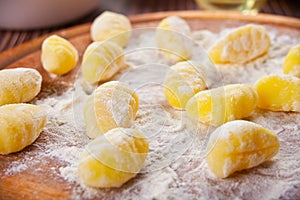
78, 128, 149, 188
206, 120, 280, 178
0, 68, 42, 106
0, 104, 47, 155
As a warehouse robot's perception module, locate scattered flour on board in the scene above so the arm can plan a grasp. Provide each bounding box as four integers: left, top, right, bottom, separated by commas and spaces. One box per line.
3, 25, 300, 199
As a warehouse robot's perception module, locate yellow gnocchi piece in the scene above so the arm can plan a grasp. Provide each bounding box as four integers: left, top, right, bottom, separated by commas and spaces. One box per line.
163, 61, 207, 109
41, 35, 78, 75
0, 104, 47, 155
156, 16, 192, 62
209, 24, 271, 64
78, 128, 149, 188
0, 68, 42, 106
91, 81, 138, 134
81, 41, 126, 84
206, 120, 280, 178
91, 11, 132, 47
283, 45, 300, 77
254, 75, 300, 112
185, 84, 258, 126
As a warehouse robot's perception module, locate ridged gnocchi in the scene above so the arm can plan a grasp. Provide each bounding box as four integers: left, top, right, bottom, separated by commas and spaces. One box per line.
91, 11, 132, 47
156, 16, 192, 62
209, 24, 271, 64
164, 61, 207, 109
206, 120, 280, 178
283, 45, 300, 77
81, 41, 126, 84
87, 81, 138, 134
41, 35, 78, 75
185, 84, 258, 126
0, 104, 47, 155
0, 68, 42, 106
254, 75, 300, 112
78, 128, 149, 188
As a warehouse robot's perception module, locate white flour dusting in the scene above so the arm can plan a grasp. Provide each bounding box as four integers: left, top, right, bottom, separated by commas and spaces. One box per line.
2, 24, 300, 199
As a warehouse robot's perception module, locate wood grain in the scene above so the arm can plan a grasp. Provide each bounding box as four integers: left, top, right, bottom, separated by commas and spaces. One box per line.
0, 11, 300, 200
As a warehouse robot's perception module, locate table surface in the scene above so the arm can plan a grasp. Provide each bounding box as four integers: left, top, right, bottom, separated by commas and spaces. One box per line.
0, 0, 299, 54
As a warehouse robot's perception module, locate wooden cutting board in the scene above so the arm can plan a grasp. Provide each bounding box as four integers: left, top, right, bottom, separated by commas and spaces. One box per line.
0, 11, 300, 200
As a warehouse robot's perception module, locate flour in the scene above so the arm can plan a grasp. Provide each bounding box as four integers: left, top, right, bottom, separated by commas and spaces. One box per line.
2, 24, 300, 199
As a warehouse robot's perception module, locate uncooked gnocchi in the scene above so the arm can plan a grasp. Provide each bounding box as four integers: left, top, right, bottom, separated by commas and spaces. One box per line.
164, 61, 207, 109
254, 75, 300, 112
209, 24, 271, 64
91, 11, 132, 47
185, 84, 258, 126
206, 120, 280, 178
78, 128, 149, 188
41, 35, 78, 75
0, 104, 47, 155
156, 16, 192, 62
283, 45, 300, 77
86, 81, 138, 135
81, 41, 126, 84
0, 68, 42, 106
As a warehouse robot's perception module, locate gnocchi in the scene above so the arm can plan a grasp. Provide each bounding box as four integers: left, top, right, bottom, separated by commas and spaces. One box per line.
0, 104, 47, 155
41, 35, 78, 75
254, 75, 300, 112
283, 45, 300, 77
209, 24, 271, 64
0, 68, 42, 106
164, 61, 207, 109
90, 81, 138, 134
156, 16, 192, 62
81, 41, 126, 84
78, 128, 149, 188
206, 120, 280, 178
185, 84, 258, 126
91, 11, 132, 47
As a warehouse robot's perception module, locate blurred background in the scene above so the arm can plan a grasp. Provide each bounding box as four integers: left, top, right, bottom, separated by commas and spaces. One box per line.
0, 0, 299, 53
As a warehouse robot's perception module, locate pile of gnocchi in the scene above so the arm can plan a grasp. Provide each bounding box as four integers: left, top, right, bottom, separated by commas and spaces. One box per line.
2, 11, 300, 189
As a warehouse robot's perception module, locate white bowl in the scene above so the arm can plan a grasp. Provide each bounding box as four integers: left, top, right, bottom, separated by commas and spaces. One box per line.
0, 0, 100, 29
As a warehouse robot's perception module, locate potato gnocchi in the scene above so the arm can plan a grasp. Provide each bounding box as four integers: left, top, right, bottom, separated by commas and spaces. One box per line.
78, 128, 149, 188
0, 68, 42, 106
283, 45, 300, 77
91, 11, 132, 47
206, 120, 280, 178
209, 24, 271, 64
254, 75, 300, 112
81, 41, 126, 84
164, 61, 207, 109
156, 16, 192, 62
41, 35, 78, 75
85, 81, 138, 135
185, 84, 258, 126
0, 104, 47, 155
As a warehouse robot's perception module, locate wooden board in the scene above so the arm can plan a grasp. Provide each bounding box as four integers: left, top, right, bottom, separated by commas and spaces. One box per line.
0, 11, 300, 200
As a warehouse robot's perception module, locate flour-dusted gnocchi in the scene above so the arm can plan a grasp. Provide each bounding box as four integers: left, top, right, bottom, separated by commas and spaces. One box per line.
86, 81, 138, 134
91, 11, 132, 47
164, 61, 207, 109
206, 120, 280, 178
254, 75, 300, 112
0, 68, 42, 106
78, 128, 149, 188
186, 84, 258, 126
209, 24, 271, 64
156, 16, 192, 62
41, 35, 78, 75
0, 104, 47, 155
81, 41, 126, 84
